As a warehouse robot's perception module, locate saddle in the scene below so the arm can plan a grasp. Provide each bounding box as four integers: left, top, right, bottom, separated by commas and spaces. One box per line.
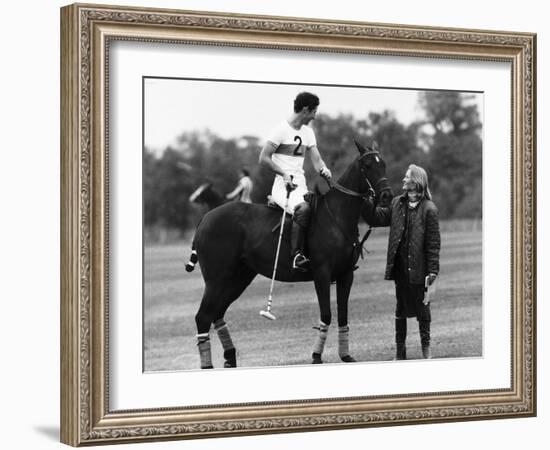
266, 192, 320, 234
266, 197, 292, 237
266, 195, 283, 211
266, 192, 320, 213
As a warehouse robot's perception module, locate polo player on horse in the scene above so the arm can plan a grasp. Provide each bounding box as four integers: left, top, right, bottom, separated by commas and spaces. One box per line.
258, 92, 332, 272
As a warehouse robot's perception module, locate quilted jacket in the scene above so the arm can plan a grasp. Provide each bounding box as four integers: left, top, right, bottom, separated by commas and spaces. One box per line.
362, 194, 441, 284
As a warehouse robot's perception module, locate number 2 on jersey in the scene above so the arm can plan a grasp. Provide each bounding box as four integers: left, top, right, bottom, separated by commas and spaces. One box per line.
293, 136, 303, 156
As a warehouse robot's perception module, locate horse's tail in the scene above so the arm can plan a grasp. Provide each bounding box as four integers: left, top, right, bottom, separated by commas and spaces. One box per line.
186, 216, 206, 273
185, 243, 198, 272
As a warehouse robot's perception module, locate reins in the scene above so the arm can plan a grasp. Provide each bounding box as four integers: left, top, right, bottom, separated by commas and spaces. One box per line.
322, 196, 374, 261
322, 149, 389, 201
323, 177, 372, 201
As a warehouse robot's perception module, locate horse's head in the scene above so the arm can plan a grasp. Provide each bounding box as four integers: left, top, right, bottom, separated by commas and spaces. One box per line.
189, 182, 225, 210
189, 183, 213, 204
354, 140, 393, 207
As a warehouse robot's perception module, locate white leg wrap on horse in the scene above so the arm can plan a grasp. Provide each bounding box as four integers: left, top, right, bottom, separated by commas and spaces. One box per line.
214, 319, 234, 352
312, 321, 329, 355
196, 333, 213, 368
338, 325, 350, 358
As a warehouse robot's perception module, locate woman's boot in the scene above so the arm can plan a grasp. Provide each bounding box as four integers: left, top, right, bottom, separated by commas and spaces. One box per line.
395, 318, 407, 360
419, 320, 431, 359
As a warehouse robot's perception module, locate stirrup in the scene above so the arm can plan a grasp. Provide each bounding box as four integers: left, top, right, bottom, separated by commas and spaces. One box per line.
292, 253, 310, 271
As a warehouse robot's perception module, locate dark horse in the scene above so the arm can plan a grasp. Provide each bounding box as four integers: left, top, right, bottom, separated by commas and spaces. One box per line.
187, 141, 393, 368
189, 183, 225, 210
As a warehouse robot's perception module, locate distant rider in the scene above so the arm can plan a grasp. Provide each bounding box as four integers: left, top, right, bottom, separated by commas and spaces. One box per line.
225, 168, 253, 203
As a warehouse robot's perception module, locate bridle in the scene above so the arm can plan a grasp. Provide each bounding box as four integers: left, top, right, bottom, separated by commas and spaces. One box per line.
321, 149, 392, 261
324, 150, 391, 203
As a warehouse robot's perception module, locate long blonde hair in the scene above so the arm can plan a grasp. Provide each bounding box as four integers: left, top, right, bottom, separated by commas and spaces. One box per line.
408, 164, 432, 200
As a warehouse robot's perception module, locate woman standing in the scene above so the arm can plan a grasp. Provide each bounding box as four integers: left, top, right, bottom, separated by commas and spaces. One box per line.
363, 164, 440, 360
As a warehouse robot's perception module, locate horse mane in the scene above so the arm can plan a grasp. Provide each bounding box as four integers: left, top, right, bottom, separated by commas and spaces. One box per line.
335, 156, 363, 192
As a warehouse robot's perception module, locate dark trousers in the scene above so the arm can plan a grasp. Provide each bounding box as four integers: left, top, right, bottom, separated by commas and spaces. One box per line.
291, 201, 312, 256
395, 281, 431, 321
395, 281, 431, 346
293, 201, 312, 227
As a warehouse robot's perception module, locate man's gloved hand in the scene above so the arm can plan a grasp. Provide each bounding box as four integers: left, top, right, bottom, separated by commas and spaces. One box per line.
283, 173, 297, 191
427, 273, 437, 286
320, 166, 332, 180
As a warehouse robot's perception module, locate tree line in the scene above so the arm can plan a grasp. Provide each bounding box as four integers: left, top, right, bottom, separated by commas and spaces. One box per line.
144, 91, 482, 235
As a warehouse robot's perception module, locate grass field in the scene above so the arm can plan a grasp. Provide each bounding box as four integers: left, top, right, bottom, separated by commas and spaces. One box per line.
144, 225, 482, 371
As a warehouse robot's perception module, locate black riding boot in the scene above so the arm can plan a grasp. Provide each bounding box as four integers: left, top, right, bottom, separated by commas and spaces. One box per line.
291, 221, 309, 271
395, 318, 407, 360
419, 320, 431, 359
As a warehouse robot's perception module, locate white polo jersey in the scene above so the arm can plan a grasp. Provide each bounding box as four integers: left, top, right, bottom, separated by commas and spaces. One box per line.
266, 121, 317, 213
238, 176, 253, 203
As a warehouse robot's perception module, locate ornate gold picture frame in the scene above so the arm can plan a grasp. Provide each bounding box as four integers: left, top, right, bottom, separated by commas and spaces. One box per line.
60, 3, 536, 446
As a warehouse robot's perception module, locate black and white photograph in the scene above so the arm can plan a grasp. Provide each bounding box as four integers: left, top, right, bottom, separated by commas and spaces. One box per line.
143, 78, 483, 371
1, 0, 544, 448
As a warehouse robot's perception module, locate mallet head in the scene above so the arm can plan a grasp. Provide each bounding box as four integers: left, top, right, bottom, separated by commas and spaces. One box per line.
259, 310, 277, 321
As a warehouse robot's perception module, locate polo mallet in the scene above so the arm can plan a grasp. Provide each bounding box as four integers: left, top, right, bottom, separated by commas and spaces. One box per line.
260, 176, 294, 320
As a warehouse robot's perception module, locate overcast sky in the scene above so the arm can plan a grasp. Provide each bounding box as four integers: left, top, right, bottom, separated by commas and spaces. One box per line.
144, 78, 482, 154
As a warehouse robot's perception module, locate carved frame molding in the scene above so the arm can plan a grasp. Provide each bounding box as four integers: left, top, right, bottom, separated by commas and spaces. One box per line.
61, 3, 536, 446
